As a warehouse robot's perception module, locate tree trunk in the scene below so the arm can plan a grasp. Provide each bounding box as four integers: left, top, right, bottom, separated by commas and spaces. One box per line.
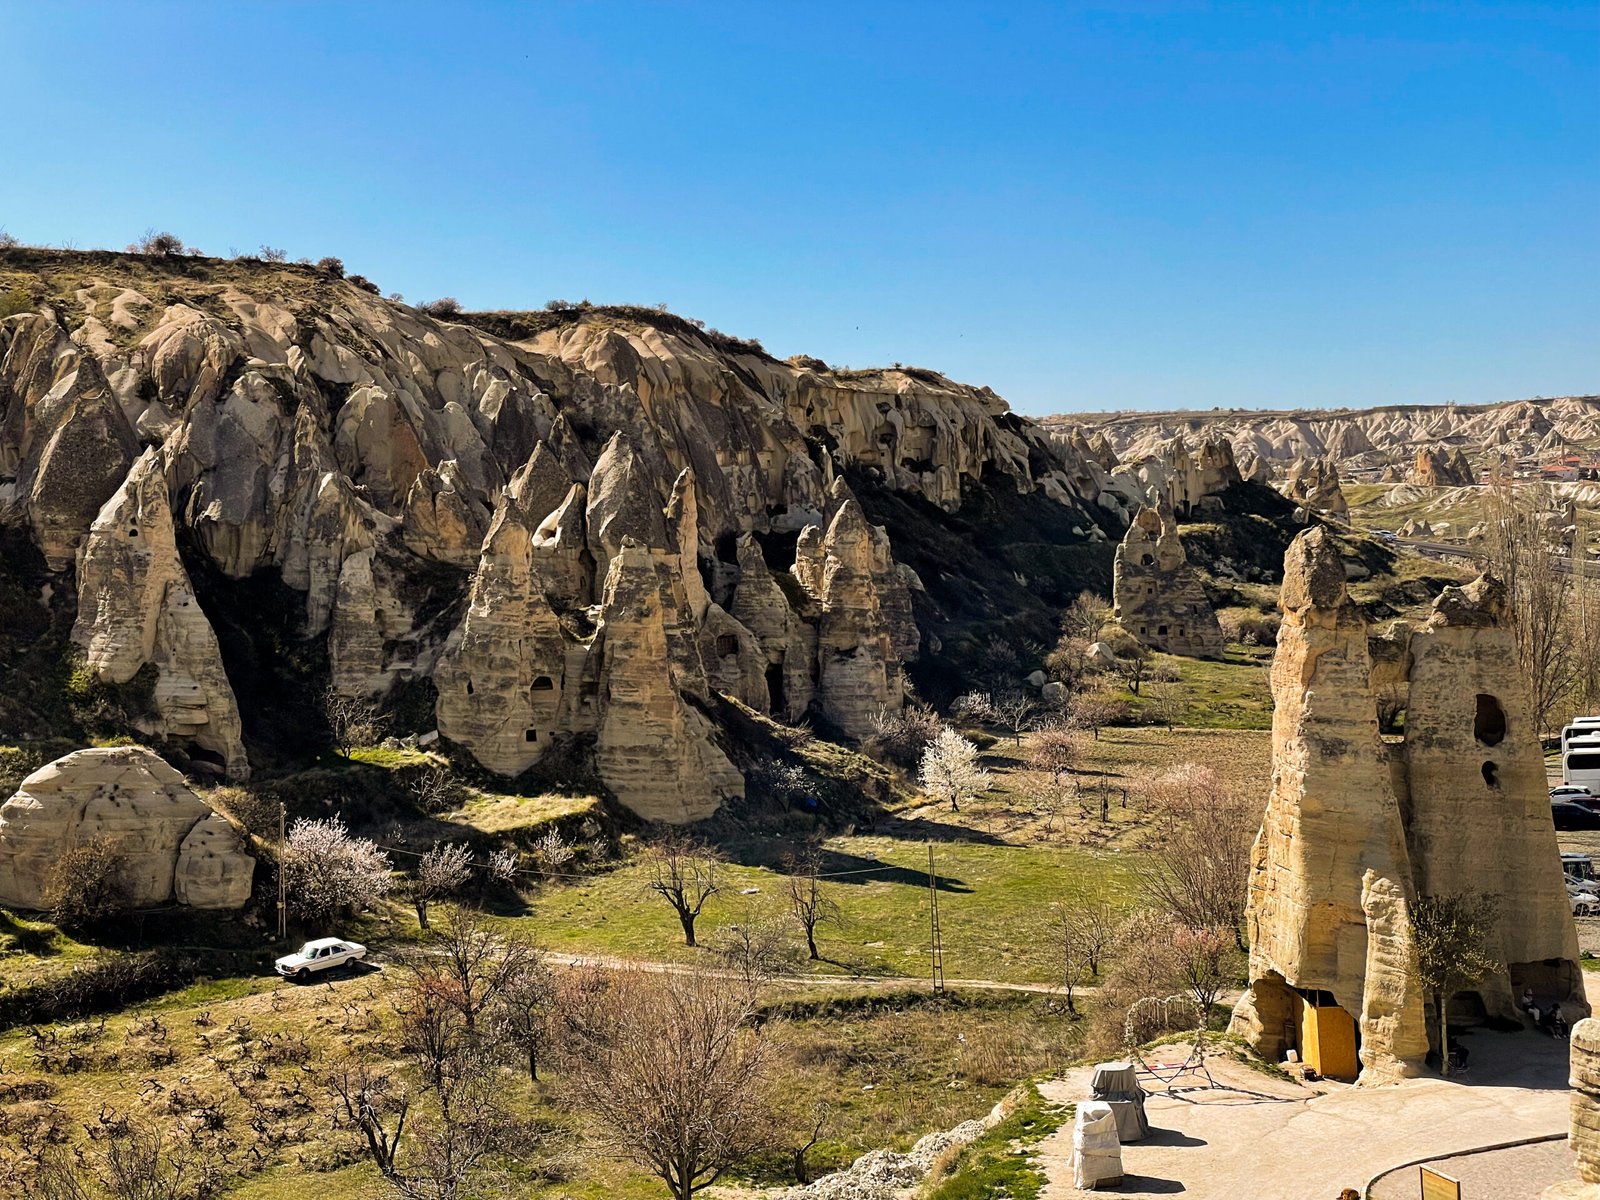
806, 929, 819, 960
415, 898, 428, 929
1437, 989, 1450, 1078
529, 1048, 539, 1082
678, 909, 697, 947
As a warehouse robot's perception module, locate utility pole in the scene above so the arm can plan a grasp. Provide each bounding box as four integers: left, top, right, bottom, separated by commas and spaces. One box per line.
927, 843, 944, 994
277, 801, 287, 942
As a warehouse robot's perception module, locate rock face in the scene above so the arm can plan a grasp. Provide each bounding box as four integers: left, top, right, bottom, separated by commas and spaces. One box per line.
1283, 457, 1348, 516
1231, 527, 1586, 1081
1410, 445, 1476, 488
72, 448, 249, 780
1111, 507, 1225, 658
1570, 1020, 1600, 1187
0, 746, 253, 911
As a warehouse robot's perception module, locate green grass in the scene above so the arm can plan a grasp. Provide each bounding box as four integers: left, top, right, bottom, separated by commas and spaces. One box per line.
449, 789, 601, 837
1101, 645, 1274, 731
512, 835, 1138, 984
925, 1084, 1071, 1200
344, 745, 436, 769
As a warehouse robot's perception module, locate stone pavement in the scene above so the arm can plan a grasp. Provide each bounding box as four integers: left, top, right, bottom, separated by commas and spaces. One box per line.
1038, 1015, 1583, 1200
1368, 1138, 1576, 1199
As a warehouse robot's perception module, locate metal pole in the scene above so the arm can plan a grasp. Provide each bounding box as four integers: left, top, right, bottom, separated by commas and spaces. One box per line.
928, 843, 944, 993
277, 802, 287, 941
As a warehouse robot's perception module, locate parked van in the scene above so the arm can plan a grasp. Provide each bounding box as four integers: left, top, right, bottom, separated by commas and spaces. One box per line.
1564, 852, 1598, 892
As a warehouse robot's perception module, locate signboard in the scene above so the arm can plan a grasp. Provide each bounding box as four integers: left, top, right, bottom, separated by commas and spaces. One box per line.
1420, 1166, 1461, 1200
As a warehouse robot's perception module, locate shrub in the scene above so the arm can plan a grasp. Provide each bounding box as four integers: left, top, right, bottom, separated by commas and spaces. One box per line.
0, 286, 33, 318
128, 230, 186, 256
0, 229, 19, 248
43, 836, 129, 931
418, 296, 462, 317
347, 274, 380, 294
1218, 607, 1279, 647
315, 256, 345, 277
863, 704, 943, 769
258, 245, 287, 262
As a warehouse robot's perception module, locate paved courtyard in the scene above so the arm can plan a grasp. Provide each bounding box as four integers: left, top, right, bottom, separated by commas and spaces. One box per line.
1037, 981, 1595, 1199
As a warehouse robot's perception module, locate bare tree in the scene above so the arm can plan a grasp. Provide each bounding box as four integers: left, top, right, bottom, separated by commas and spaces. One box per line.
405, 906, 536, 1033
991, 689, 1040, 745
645, 835, 722, 946
713, 904, 794, 990
1028, 722, 1081, 782
1060, 590, 1109, 642
949, 691, 998, 725
790, 1099, 831, 1185
1169, 924, 1238, 1026
1140, 764, 1257, 948
484, 847, 520, 888
490, 949, 557, 1081
783, 847, 842, 961
43, 835, 129, 931
321, 1051, 410, 1180
1116, 645, 1152, 696
409, 767, 466, 814
1050, 904, 1089, 1017
24, 1118, 219, 1200
282, 817, 393, 923
531, 828, 576, 876
1484, 481, 1578, 737
409, 843, 473, 930
558, 966, 777, 1200
323, 686, 382, 759
918, 726, 989, 812
1410, 893, 1501, 1077
1066, 688, 1130, 740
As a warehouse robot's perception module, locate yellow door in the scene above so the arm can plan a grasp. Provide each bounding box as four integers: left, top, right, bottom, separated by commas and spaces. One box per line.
1300, 1002, 1358, 1081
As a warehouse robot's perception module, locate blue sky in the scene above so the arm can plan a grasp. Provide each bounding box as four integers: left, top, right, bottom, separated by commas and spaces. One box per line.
2, 2, 1595, 415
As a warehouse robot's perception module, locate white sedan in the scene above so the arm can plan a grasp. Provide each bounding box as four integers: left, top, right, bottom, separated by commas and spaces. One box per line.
1570, 893, 1599, 919
274, 937, 367, 981
1552, 786, 1594, 800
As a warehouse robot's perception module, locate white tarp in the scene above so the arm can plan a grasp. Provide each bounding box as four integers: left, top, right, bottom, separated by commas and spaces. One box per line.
1073, 1100, 1124, 1189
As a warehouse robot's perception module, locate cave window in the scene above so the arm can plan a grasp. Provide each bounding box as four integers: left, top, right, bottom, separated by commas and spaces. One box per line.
715, 634, 739, 658
128, 528, 139, 538
524, 729, 538, 743
1140, 626, 1148, 635
532, 676, 555, 691
1474, 694, 1507, 747
1482, 760, 1499, 788
1176, 625, 1184, 636
465, 679, 474, 696
1158, 624, 1169, 636
1141, 553, 1155, 567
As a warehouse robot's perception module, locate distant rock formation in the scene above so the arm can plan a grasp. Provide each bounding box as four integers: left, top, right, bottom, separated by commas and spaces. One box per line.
0, 746, 254, 911
1231, 527, 1585, 1082
1282, 457, 1348, 516
1410, 445, 1475, 488
1111, 507, 1225, 659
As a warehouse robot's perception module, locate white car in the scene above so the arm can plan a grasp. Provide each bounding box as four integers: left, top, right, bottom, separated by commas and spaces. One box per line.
1570, 892, 1599, 919
1552, 785, 1594, 800
274, 937, 367, 980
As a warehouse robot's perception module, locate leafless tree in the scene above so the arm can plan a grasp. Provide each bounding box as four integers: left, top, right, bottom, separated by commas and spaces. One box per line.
1061, 590, 1109, 642
43, 835, 129, 931
323, 686, 382, 759
949, 691, 998, 725
1066, 688, 1130, 740
783, 847, 842, 961
1142, 675, 1186, 728
991, 689, 1040, 745
1116, 645, 1152, 695
1168, 925, 1238, 1026
918, 727, 989, 812
321, 1051, 410, 1180
484, 847, 520, 888
404, 906, 537, 1033
490, 948, 557, 1081
1484, 481, 1579, 737
558, 966, 778, 1200
409, 767, 466, 814
1028, 722, 1081, 782
531, 828, 576, 876
790, 1099, 831, 1184
713, 904, 795, 989
645, 835, 722, 946
24, 1118, 219, 1200
1050, 904, 1089, 1017
409, 843, 473, 930
1141, 763, 1257, 949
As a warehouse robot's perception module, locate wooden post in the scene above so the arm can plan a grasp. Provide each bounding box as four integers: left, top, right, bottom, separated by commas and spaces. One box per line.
928, 844, 945, 993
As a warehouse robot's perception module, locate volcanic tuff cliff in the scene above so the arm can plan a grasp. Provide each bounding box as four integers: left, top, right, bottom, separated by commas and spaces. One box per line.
10, 249, 1258, 819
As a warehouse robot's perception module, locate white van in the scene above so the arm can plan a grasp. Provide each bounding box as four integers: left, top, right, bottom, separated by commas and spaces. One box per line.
1564, 853, 1599, 893
1562, 718, 1600, 754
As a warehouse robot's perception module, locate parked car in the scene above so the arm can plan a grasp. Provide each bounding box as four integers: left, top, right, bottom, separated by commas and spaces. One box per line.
274, 937, 367, 981
1551, 801, 1600, 831
1571, 891, 1599, 918
1552, 785, 1594, 800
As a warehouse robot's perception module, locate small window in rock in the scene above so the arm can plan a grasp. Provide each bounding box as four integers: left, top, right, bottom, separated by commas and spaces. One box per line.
1158, 624, 1168, 636
128, 528, 139, 538
1141, 553, 1155, 567
1474, 694, 1507, 747
1482, 760, 1499, 788
524, 729, 538, 743
532, 676, 554, 691
465, 680, 474, 696
716, 634, 739, 658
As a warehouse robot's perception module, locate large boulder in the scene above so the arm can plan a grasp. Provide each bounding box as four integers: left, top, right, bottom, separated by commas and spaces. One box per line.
0, 746, 253, 911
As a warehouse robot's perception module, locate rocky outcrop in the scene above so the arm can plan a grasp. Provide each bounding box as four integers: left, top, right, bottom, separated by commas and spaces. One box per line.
1410, 446, 1475, 488
72, 449, 248, 780
0, 746, 253, 911
1571, 1020, 1600, 1187
1283, 457, 1348, 516
1111, 507, 1225, 658
1232, 527, 1586, 1080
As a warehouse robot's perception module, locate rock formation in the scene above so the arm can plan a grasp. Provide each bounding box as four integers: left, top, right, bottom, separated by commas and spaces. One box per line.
0, 746, 253, 911
1410, 445, 1475, 488
1111, 507, 1225, 658
1283, 457, 1348, 516
1568, 1020, 1600, 1190
72, 448, 249, 780
1231, 527, 1586, 1081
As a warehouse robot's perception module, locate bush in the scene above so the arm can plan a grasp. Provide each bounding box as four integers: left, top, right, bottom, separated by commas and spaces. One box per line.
863, 704, 944, 769
419, 296, 462, 317
0, 950, 217, 1030
347, 274, 380, 295
43, 836, 129, 931
1218, 608, 1280, 647
128, 230, 187, 256
315, 256, 345, 277
0, 229, 19, 248
258, 245, 287, 262
0, 286, 33, 318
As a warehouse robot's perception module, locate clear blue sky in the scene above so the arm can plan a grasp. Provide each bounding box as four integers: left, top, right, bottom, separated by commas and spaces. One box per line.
2, 2, 1596, 415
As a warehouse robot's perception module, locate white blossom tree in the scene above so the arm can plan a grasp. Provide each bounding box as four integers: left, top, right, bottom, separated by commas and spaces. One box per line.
282, 817, 393, 924
918, 727, 989, 812
408, 842, 473, 929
